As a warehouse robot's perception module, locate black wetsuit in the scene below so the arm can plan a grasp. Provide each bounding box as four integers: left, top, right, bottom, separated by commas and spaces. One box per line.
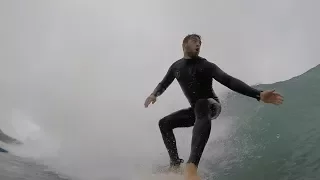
152, 56, 262, 167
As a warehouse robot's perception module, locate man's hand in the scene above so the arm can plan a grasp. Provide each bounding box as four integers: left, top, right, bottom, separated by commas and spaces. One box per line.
260, 90, 284, 105
144, 94, 157, 108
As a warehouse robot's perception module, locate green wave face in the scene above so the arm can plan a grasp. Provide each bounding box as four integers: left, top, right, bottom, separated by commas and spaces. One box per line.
202, 64, 320, 180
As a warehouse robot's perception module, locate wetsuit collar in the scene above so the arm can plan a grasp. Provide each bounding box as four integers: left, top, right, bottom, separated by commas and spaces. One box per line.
183, 56, 203, 64
183, 55, 202, 60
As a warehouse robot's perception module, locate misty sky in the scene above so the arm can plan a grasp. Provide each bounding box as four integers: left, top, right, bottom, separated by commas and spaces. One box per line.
0, 0, 319, 132
0, 0, 319, 179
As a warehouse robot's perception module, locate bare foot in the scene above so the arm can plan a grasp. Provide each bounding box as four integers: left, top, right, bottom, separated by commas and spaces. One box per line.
184, 163, 201, 180
186, 175, 201, 180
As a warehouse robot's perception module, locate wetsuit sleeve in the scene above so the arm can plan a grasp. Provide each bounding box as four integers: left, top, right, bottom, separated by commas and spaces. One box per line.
151, 64, 176, 97
209, 62, 262, 101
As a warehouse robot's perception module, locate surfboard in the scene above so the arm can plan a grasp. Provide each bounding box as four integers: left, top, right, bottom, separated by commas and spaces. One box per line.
130, 163, 185, 180
152, 162, 185, 174
152, 164, 201, 180
134, 172, 184, 180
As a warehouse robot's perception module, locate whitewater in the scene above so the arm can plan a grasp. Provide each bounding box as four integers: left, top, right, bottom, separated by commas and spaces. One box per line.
0, 1, 319, 180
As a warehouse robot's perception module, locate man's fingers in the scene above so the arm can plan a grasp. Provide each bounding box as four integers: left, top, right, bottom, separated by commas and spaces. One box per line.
275, 96, 284, 102
266, 89, 275, 93
273, 92, 284, 98
144, 98, 150, 108
273, 101, 281, 105
145, 97, 156, 107
274, 99, 283, 105
152, 99, 156, 104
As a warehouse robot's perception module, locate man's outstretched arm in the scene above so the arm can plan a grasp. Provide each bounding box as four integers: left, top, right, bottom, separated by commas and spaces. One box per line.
209, 62, 262, 101
145, 64, 176, 108
151, 64, 176, 97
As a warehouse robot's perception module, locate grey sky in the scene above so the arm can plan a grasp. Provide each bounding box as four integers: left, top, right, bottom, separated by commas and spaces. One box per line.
0, 0, 319, 179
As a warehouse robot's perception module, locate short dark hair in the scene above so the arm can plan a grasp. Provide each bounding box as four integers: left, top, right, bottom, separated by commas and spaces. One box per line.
182, 34, 202, 45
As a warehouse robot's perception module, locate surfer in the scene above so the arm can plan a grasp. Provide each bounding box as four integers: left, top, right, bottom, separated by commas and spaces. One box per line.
144, 34, 284, 180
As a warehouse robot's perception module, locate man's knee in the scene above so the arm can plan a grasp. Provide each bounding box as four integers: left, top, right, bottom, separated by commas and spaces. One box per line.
158, 117, 170, 132
194, 99, 212, 112
208, 98, 221, 119
194, 98, 221, 119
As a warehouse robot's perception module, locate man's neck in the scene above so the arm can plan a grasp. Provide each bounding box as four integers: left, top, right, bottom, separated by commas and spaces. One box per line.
183, 55, 198, 59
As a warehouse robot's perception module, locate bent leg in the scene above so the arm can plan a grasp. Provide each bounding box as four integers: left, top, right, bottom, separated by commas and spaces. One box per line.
158, 108, 195, 166
187, 98, 221, 166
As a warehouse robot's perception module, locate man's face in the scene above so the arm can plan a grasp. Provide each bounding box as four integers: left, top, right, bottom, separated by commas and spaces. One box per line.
184, 36, 201, 58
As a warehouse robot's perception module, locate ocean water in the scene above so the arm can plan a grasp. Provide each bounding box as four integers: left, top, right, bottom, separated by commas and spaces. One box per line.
200, 64, 320, 180
1, 1, 319, 180
0, 153, 69, 180
1, 65, 319, 180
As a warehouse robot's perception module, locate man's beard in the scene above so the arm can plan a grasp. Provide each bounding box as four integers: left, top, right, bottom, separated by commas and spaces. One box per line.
187, 51, 199, 58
